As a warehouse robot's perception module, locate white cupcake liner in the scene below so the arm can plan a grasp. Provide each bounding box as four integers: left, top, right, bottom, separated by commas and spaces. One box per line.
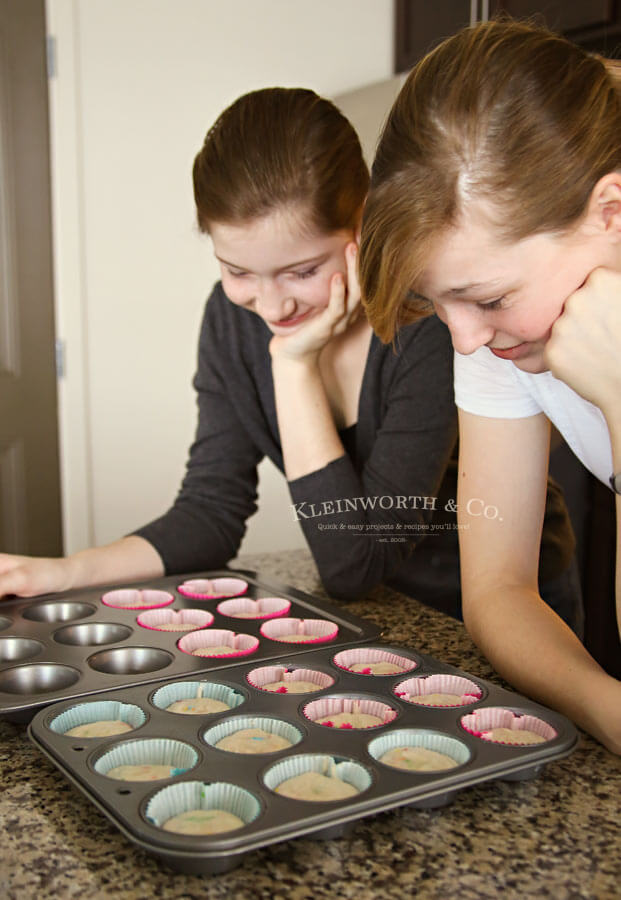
101, 589, 174, 610
460, 707, 557, 744
394, 674, 482, 707
260, 618, 338, 644
203, 716, 303, 752
367, 728, 471, 769
246, 666, 334, 694
151, 680, 245, 713
332, 647, 418, 675
302, 696, 397, 729
136, 608, 214, 632
216, 597, 291, 620
176, 629, 259, 658
177, 578, 248, 600
144, 781, 261, 832
94, 738, 198, 778
49, 700, 146, 735
263, 754, 372, 798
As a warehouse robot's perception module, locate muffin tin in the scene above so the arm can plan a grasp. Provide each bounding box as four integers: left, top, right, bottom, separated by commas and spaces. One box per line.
0, 570, 381, 722
28, 642, 579, 874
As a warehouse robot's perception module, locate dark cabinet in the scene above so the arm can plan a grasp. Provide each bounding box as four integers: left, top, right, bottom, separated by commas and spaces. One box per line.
395, 0, 621, 72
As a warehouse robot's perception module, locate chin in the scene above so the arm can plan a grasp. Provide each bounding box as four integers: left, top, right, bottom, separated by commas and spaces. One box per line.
512, 356, 548, 374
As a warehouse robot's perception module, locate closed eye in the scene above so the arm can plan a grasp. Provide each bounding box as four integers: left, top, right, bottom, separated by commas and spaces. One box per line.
293, 266, 319, 279
478, 297, 505, 311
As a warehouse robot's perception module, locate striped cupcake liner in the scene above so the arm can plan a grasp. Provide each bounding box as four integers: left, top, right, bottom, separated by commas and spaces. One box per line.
260, 618, 338, 645
150, 680, 245, 713
262, 754, 372, 798
144, 781, 261, 833
246, 666, 334, 694
176, 629, 259, 659
101, 589, 174, 610
136, 608, 214, 632
93, 738, 198, 779
460, 707, 557, 745
332, 647, 418, 676
216, 597, 291, 620
367, 728, 471, 770
302, 696, 398, 730
394, 673, 482, 707
203, 716, 303, 753
49, 700, 146, 736
177, 578, 248, 600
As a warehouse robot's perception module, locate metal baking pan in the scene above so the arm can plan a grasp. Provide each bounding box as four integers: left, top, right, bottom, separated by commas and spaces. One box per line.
0, 569, 381, 722
29, 643, 579, 874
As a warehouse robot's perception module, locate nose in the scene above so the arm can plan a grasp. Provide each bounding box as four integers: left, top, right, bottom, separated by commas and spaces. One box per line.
440, 303, 495, 356
254, 279, 296, 322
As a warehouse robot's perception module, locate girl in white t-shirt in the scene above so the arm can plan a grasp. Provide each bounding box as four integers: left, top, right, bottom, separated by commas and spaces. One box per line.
360, 20, 621, 754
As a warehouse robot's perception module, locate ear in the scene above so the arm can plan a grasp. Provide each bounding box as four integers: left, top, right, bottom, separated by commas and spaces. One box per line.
585, 172, 621, 236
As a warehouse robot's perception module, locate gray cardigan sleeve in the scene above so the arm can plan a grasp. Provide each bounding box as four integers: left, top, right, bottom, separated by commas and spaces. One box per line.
287, 316, 457, 600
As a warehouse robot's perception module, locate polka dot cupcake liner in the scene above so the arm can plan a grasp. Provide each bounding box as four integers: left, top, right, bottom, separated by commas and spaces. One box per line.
144, 781, 261, 835
150, 680, 245, 714
216, 597, 291, 619
101, 589, 174, 610
262, 754, 372, 799
260, 617, 338, 645
202, 716, 303, 754
246, 665, 334, 695
136, 608, 214, 632
176, 629, 259, 659
394, 673, 482, 707
49, 700, 146, 737
177, 578, 248, 600
367, 729, 471, 772
332, 647, 418, 676
93, 738, 198, 781
460, 707, 557, 745
302, 696, 398, 730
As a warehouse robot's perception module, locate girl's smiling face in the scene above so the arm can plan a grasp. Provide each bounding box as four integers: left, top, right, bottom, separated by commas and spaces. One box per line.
209, 207, 355, 335
417, 206, 616, 373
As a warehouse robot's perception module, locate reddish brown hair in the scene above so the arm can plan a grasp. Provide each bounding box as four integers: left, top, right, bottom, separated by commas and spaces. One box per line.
192, 87, 368, 235
360, 19, 621, 342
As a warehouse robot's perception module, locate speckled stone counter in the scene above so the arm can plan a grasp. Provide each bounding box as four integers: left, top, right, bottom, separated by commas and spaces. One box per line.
1, 549, 619, 900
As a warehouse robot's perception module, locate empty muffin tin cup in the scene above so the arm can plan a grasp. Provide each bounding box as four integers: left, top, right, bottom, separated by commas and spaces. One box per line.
203, 716, 303, 754
0, 663, 80, 694
177, 578, 248, 600
368, 729, 471, 772
22, 601, 95, 623
94, 738, 198, 781
263, 754, 372, 800
49, 700, 147, 737
176, 629, 259, 659
101, 589, 174, 610
151, 680, 245, 715
216, 597, 291, 619
136, 609, 214, 632
144, 781, 261, 835
394, 674, 483, 707
333, 647, 419, 676
0, 637, 44, 663
303, 696, 398, 730
246, 665, 334, 694
88, 646, 173, 675
460, 707, 557, 745
260, 618, 338, 645
53, 622, 133, 646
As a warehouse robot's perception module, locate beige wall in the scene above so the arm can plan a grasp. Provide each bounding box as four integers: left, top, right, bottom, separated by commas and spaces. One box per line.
46, 0, 394, 557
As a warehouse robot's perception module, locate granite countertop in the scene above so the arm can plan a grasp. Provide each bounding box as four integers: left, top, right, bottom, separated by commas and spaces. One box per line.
0, 549, 619, 900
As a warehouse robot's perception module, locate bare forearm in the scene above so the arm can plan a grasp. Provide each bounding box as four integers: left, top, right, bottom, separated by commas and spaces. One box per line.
272, 356, 344, 481
463, 584, 621, 752
67, 535, 165, 589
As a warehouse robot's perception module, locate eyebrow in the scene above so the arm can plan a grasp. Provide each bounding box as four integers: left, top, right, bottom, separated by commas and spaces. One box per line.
443, 280, 504, 296
216, 252, 329, 275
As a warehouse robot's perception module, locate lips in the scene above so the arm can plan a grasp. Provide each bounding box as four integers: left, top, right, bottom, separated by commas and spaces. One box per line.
270, 309, 312, 328
489, 343, 531, 361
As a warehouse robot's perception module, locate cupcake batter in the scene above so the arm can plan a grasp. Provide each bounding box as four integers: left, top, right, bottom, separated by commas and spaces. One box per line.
192, 645, 236, 656
407, 692, 467, 706
349, 661, 407, 674
316, 711, 383, 728
481, 727, 547, 745
166, 697, 230, 714
275, 771, 358, 801
380, 746, 459, 771
215, 727, 292, 754
65, 720, 133, 738
106, 764, 177, 781
162, 808, 245, 834
262, 679, 321, 693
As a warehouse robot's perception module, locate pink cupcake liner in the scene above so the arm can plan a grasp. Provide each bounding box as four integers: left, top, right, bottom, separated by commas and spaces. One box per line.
216, 597, 291, 620
394, 673, 482, 707
136, 608, 214, 632
101, 589, 174, 610
332, 647, 418, 675
246, 666, 335, 694
302, 697, 397, 730
176, 628, 259, 659
260, 618, 338, 645
460, 707, 557, 744
177, 578, 248, 600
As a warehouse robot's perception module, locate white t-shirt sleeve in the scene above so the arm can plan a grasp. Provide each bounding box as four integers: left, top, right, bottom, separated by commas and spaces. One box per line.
453, 347, 543, 419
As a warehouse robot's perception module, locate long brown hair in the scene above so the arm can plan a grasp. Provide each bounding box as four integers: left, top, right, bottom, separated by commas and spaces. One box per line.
193, 87, 368, 235
360, 19, 621, 342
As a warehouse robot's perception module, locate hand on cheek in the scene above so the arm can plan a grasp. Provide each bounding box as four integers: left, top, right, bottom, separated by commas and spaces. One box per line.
544, 267, 621, 421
